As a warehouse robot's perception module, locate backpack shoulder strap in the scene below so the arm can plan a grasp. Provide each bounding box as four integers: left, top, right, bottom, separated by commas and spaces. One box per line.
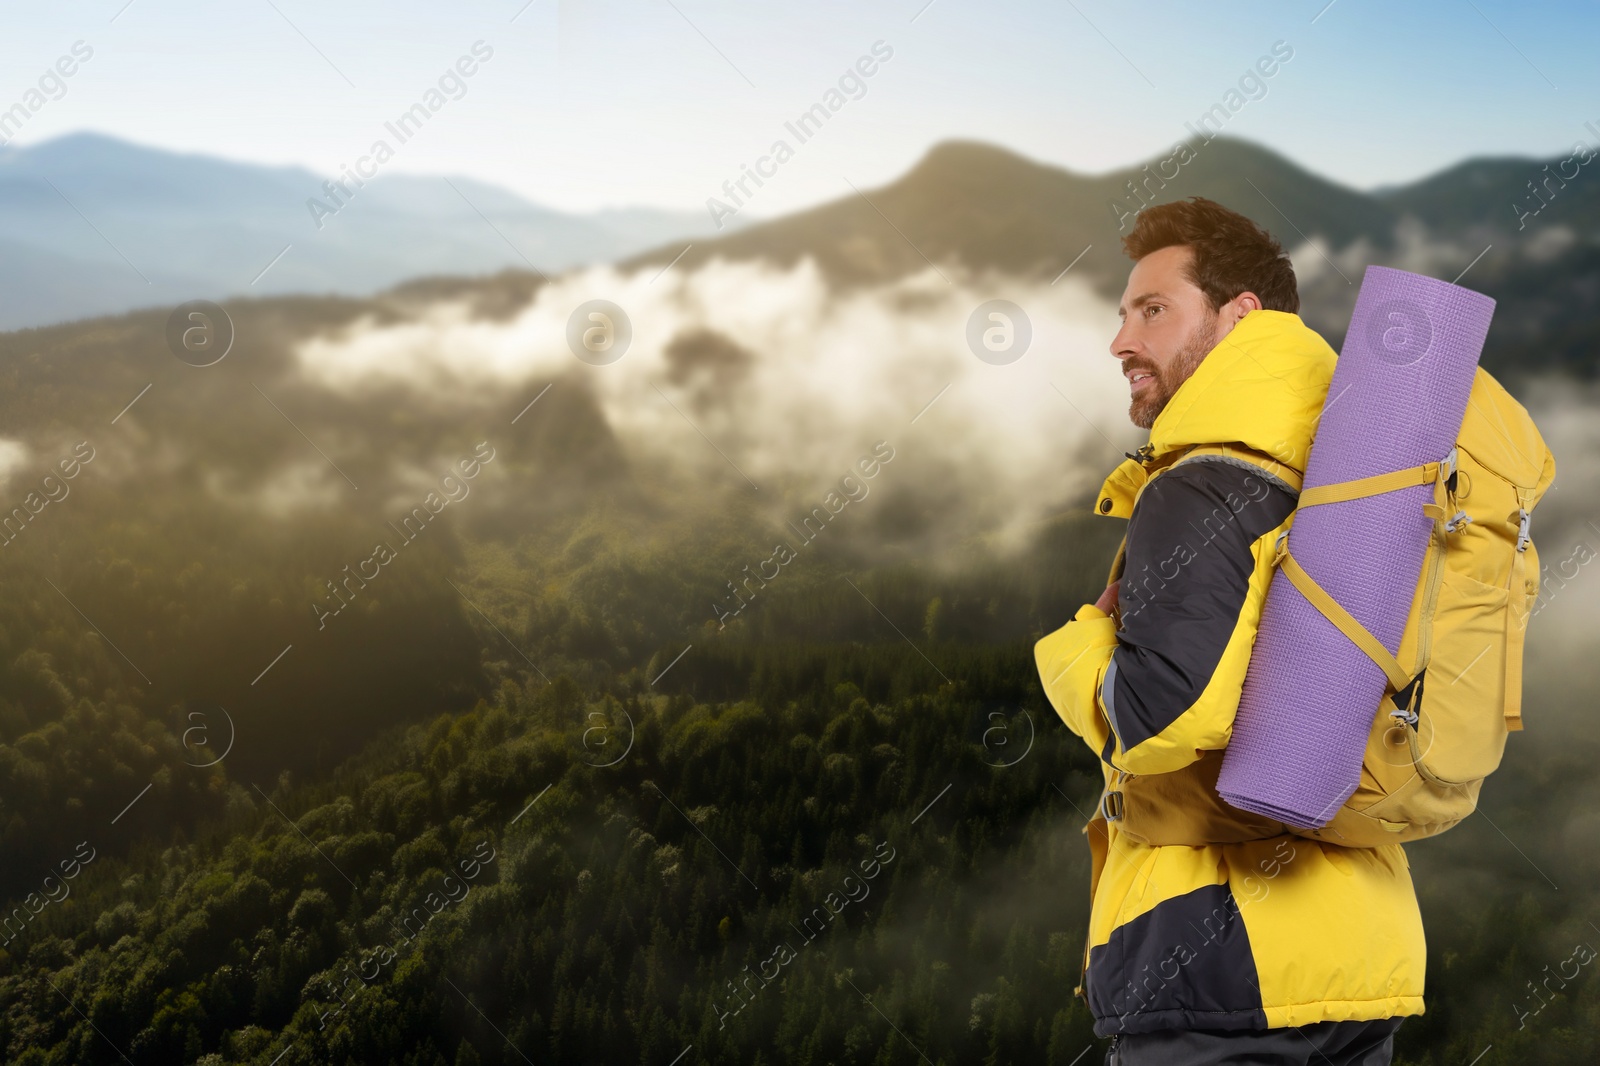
1167, 442, 1306, 494
1104, 442, 1304, 591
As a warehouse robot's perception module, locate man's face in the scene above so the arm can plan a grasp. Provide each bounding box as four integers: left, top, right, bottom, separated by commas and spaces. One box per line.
1110, 245, 1230, 430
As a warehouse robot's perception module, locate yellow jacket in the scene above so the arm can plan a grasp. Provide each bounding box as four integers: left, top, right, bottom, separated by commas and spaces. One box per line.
1035, 309, 1425, 1036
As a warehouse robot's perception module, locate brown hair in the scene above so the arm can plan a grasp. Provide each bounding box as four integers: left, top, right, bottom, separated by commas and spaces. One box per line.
1121, 196, 1299, 314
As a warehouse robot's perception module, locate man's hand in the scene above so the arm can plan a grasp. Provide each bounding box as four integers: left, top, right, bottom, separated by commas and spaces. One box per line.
1093, 580, 1120, 618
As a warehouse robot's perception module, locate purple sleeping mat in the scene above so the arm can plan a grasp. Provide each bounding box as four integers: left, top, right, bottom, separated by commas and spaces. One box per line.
1216, 265, 1494, 829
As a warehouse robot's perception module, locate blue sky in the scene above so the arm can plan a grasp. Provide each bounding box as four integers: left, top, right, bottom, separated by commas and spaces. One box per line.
1, 0, 1596, 215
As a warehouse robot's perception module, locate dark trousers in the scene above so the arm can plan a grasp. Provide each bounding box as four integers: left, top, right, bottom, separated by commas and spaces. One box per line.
1105, 1017, 1404, 1065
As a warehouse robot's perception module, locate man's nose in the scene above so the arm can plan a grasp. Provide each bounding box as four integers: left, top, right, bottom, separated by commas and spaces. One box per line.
1110, 321, 1137, 360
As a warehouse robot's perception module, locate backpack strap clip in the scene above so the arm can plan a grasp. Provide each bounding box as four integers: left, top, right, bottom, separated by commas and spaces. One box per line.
1389, 671, 1426, 726
1298, 455, 1445, 510
1441, 446, 1458, 486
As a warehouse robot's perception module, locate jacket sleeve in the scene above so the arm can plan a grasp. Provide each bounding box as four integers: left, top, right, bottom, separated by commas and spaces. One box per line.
1035, 457, 1296, 774
1033, 601, 1121, 760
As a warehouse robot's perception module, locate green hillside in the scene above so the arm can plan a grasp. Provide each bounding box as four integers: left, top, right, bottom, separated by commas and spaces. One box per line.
0, 572, 1593, 1064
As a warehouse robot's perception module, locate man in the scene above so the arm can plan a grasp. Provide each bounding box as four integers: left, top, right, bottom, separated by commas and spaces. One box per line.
1034, 197, 1423, 1065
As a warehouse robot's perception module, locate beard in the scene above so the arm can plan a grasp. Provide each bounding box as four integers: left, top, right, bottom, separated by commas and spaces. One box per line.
1129, 316, 1217, 430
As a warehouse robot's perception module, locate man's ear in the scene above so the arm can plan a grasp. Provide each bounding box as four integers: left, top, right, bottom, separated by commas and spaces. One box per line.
1230, 291, 1264, 324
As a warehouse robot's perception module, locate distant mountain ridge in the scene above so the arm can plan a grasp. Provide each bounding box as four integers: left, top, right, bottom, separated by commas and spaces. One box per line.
0, 132, 739, 330
629, 135, 1591, 282
626, 137, 1397, 288
622, 135, 1600, 379
4, 130, 1599, 377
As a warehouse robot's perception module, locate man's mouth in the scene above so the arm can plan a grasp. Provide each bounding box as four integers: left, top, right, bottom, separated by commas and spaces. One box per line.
1126, 369, 1155, 393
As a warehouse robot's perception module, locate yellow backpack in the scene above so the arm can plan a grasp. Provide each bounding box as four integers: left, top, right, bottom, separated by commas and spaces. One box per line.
1247, 366, 1556, 847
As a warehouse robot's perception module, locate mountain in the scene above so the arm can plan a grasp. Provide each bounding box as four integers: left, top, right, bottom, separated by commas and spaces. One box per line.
624, 137, 1398, 290
7, 131, 1600, 376
0, 132, 740, 330
1375, 154, 1600, 234
623, 136, 1600, 379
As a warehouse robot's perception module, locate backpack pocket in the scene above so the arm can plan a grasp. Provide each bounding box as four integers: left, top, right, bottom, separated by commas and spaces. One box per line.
1409, 566, 1512, 786
1295, 544, 1520, 847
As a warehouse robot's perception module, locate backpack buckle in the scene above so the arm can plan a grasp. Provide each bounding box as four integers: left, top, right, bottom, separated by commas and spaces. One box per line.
1444, 509, 1473, 534
1515, 508, 1531, 552
1101, 790, 1124, 821
1441, 447, 1459, 494
1389, 672, 1425, 726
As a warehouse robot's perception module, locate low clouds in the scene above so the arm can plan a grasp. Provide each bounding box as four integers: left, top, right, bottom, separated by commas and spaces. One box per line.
292, 258, 1144, 554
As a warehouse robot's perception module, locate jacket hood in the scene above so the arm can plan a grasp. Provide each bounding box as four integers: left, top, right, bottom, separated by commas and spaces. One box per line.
1149, 309, 1336, 461
1095, 309, 1337, 519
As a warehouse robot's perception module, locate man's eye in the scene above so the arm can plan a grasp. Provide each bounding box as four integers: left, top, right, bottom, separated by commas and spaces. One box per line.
1145, 305, 1162, 318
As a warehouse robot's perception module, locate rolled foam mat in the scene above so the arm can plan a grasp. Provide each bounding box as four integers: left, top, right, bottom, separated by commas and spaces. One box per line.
1216, 266, 1494, 828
